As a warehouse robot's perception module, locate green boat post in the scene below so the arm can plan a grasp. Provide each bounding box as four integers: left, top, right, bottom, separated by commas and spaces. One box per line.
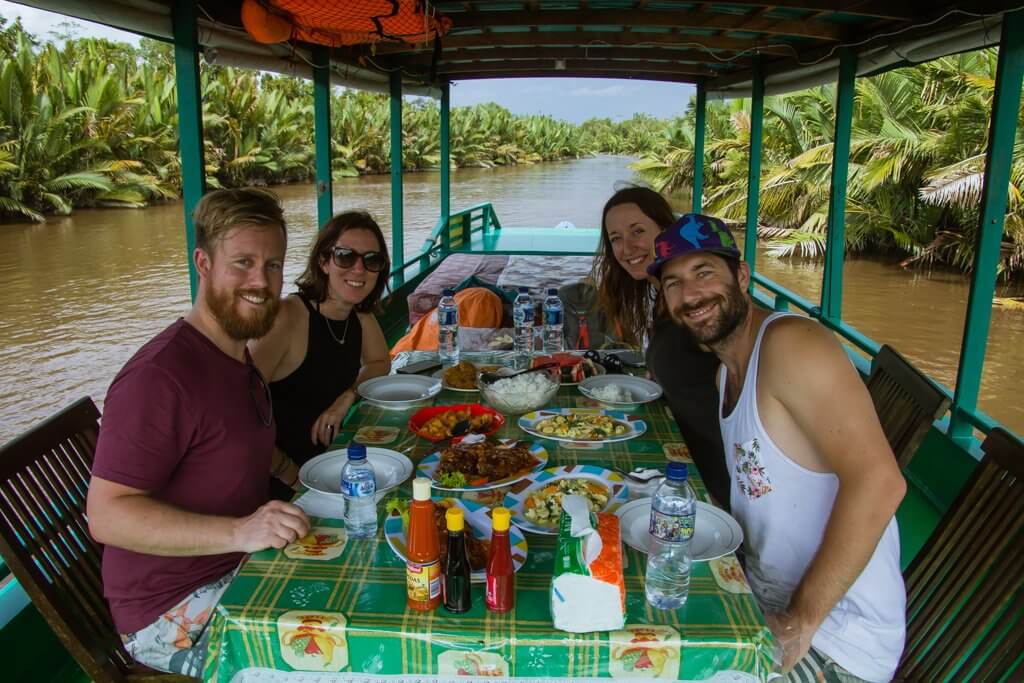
390, 71, 404, 287
171, 0, 205, 300
820, 48, 856, 324
440, 81, 451, 251
744, 59, 764, 286
949, 10, 1024, 443
312, 45, 332, 229
692, 82, 706, 214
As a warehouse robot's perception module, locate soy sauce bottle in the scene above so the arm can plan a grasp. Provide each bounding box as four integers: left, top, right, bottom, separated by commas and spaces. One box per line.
442, 507, 472, 613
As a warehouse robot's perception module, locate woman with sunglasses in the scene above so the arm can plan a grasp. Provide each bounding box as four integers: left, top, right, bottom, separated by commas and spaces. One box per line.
251, 211, 391, 498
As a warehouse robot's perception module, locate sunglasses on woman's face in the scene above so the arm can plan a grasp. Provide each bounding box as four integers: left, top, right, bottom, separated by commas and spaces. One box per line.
330, 246, 387, 273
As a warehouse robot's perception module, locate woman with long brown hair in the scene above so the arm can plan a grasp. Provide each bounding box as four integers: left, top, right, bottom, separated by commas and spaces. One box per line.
593, 185, 730, 509
593, 186, 676, 347
250, 211, 391, 497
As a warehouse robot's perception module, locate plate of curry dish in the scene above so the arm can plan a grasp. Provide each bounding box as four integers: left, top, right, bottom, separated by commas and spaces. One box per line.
384, 497, 528, 581
434, 361, 502, 392
518, 408, 647, 444
416, 436, 549, 491
408, 404, 505, 442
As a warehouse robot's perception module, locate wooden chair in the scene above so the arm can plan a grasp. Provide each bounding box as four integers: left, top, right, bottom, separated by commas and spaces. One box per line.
866, 344, 951, 468
897, 427, 1024, 681
0, 397, 189, 682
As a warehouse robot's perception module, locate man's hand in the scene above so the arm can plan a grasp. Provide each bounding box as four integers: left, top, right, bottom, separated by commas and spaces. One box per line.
766, 611, 814, 673
232, 500, 310, 553
311, 390, 357, 447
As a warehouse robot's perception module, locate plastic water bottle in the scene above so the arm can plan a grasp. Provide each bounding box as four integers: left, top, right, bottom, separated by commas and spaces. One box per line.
542, 287, 564, 353
645, 461, 696, 609
341, 443, 377, 538
437, 288, 460, 366
512, 287, 535, 364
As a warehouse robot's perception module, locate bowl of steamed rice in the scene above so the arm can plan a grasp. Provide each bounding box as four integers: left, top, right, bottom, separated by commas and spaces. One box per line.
479, 365, 560, 414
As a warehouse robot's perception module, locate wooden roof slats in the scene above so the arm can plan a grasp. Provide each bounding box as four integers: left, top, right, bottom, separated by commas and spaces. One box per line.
370, 30, 795, 55
444, 9, 849, 41
440, 58, 719, 76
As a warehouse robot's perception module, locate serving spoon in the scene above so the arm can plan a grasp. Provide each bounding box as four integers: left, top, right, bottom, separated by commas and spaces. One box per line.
479, 361, 559, 386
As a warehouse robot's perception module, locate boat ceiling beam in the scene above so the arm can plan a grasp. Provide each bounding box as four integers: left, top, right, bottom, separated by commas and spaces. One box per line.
439, 59, 717, 78
369, 31, 794, 56
446, 70, 700, 84
399, 46, 752, 69
445, 10, 848, 41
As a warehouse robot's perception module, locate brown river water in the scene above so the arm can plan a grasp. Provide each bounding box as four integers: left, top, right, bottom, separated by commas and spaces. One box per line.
1, 156, 1021, 444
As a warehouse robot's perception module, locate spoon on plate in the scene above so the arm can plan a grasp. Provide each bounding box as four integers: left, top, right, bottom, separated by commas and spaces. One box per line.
479, 361, 559, 386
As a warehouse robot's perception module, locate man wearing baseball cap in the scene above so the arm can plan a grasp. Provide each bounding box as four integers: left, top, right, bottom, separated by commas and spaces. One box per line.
650, 214, 906, 683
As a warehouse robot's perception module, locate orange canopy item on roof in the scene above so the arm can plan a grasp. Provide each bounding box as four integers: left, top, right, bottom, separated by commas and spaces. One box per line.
242, 0, 450, 47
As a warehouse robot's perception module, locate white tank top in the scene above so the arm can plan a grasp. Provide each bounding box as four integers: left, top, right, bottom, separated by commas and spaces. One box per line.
718, 313, 905, 683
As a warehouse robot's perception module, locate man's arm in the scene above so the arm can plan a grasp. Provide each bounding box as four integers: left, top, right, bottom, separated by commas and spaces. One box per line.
763, 319, 906, 666
87, 476, 310, 556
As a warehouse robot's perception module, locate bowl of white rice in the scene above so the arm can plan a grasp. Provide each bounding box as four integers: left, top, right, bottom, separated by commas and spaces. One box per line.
479, 365, 560, 415
578, 375, 663, 410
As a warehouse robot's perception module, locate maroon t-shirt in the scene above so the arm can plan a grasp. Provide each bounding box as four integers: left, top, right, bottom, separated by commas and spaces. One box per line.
92, 319, 272, 634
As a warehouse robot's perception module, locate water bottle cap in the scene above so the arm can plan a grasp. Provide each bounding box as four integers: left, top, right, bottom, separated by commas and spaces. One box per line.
666, 461, 688, 481
492, 507, 511, 531
412, 477, 432, 501
547, 288, 558, 296
445, 507, 465, 532
347, 443, 367, 460
442, 288, 455, 296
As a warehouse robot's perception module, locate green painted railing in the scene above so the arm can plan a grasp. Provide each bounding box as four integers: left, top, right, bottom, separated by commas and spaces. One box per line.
387, 202, 503, 292
750, 273, 1004, 442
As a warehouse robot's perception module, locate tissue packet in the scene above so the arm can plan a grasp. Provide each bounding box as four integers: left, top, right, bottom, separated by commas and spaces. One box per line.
550, 496, 626, 632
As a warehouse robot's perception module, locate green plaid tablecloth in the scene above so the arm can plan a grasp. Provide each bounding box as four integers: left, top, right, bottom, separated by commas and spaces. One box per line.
204, 354, 774, 682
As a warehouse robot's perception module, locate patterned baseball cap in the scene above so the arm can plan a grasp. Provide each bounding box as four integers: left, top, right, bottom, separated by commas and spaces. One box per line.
647, 213, 741, 277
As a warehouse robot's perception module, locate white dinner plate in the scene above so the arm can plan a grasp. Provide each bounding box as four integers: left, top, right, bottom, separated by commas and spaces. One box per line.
578, 375, 663, 409
357, 375, 441, 410
518, 408, 647, 444
299, 448, 414, 501
615, 498, 743, 562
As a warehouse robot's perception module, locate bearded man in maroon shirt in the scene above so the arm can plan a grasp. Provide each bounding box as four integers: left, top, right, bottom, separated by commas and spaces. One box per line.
87, 188, 310, 677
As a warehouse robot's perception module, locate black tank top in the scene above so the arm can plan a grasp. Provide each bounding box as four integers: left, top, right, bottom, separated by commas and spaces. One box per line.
270, 295, 363, 466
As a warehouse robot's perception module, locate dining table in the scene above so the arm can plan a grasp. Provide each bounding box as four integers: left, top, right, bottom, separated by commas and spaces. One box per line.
202, 351, 775, 682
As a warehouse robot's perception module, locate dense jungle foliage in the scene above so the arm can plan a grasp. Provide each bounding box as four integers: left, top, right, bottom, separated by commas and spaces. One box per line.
0, 17, 1020, 275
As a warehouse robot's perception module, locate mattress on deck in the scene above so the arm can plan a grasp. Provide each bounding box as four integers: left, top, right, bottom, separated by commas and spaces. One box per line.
407, 253, 595, 325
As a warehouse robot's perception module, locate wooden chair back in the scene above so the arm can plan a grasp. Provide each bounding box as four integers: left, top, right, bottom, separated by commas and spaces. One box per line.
866, 344, 951, 468
898, 427, 1024, 681
0, 397, 182, 682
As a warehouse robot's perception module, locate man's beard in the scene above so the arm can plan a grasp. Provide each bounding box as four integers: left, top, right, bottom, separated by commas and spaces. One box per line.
670, 279, 748, 346
205, 284, 280, 341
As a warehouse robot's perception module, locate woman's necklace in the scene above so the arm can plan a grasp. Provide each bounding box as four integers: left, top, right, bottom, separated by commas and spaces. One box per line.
318, 301, 351, 345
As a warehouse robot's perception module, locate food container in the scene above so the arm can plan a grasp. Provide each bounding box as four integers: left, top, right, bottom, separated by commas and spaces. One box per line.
408, 404, 505, 442
478, 365, 560, 415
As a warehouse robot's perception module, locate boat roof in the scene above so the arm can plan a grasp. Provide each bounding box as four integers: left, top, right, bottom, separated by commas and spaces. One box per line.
18, 1, 1022, 97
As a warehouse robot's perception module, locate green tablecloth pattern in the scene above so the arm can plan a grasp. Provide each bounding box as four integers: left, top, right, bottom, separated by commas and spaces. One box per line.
204, 357, 774, 682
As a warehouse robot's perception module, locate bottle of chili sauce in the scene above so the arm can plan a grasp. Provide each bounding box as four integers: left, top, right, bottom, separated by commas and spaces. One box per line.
485, 507, 514, 612
406, 477, 441, 611
442, 507, 472, 613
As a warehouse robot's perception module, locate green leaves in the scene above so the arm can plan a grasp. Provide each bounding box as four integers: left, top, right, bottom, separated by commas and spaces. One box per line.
633, 49, 1024, 276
